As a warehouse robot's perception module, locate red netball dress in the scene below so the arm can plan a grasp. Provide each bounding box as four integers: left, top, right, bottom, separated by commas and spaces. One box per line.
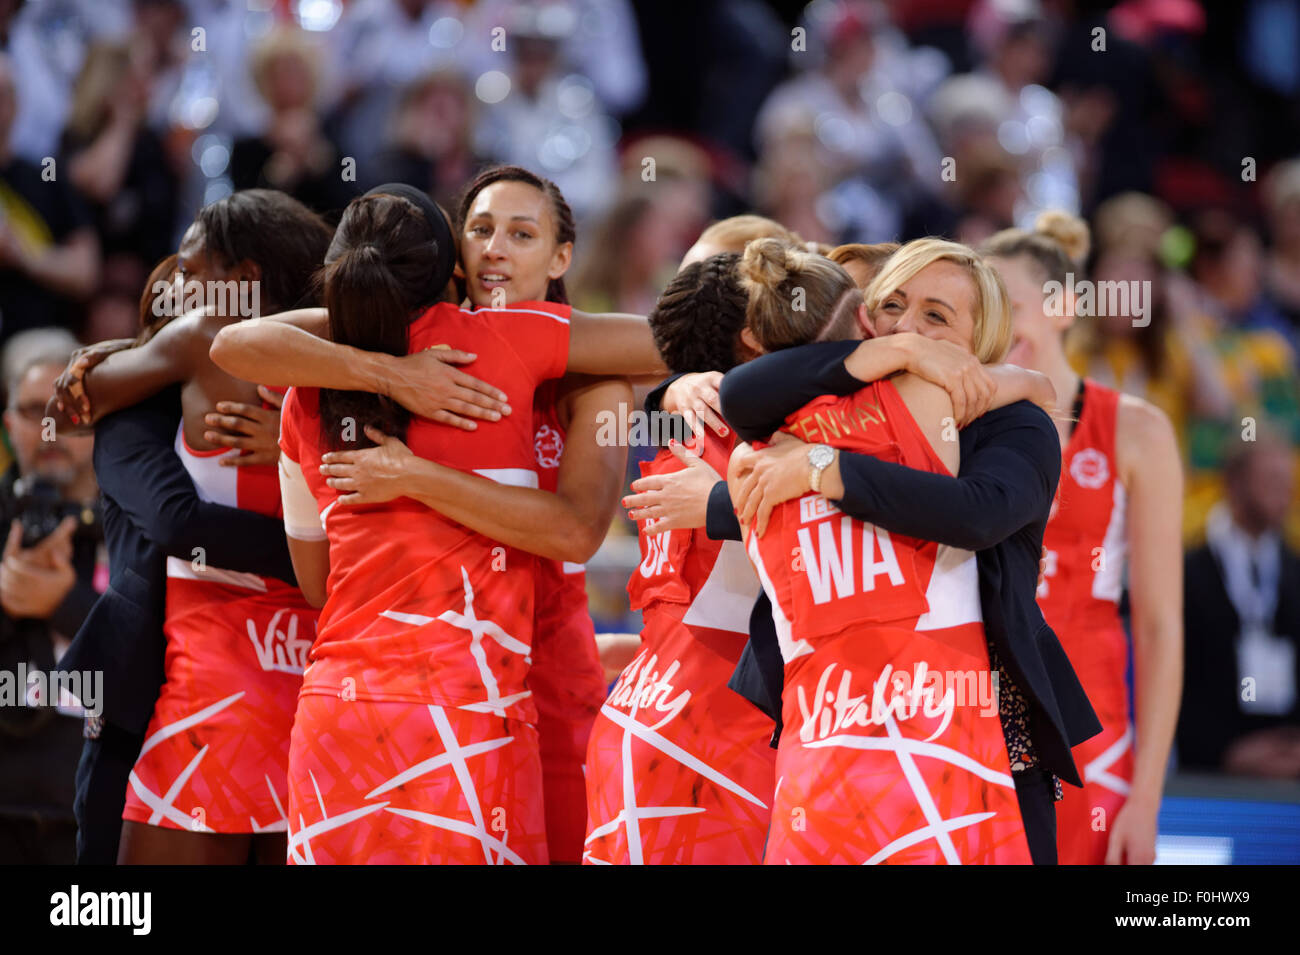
123, 426, 316, 834
528, 379, 610, 863
1037, 379, 1133, 865
584, 428, 776, 865
278, 301, 569, 865
748, 380, 1032, 865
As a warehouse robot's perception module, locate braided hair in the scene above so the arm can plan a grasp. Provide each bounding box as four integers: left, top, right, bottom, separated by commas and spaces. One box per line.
648, 252, 749, 374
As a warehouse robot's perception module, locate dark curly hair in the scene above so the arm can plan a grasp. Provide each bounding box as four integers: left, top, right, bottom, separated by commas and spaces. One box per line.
648, 252, 748, 374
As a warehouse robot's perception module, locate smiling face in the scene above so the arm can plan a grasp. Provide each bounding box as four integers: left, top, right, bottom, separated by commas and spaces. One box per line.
872, 260, 979, 354
459, 180, 572, 306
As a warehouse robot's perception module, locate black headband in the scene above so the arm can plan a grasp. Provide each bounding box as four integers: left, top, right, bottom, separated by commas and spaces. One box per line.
362, 182, 457, 303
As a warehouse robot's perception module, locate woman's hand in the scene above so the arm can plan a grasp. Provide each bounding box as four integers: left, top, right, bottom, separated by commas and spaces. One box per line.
319, 425, 418, 505
900, 335, 995, 427
53, 338, 137, 425
383, 347, 511, 430
621, 439, 720, 531
728, 432, 817, 537
662, 371, 727, 441
203, 385, 284, 467
1104, 795, 1159, 865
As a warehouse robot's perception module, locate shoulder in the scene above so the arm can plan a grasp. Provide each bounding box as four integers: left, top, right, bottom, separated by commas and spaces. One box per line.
973, 399, 1057, 440
1116, 392, 1178, 481
1116, 392, 1174, 441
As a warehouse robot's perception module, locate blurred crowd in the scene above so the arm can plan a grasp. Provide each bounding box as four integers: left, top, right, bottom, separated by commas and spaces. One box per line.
0, 0, 1298, 846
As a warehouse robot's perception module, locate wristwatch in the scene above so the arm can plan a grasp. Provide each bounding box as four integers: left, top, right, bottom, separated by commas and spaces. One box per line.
808, 444, 835, 494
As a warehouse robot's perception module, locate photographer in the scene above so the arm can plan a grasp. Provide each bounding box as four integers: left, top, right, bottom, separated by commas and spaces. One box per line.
0, 328, 103, 864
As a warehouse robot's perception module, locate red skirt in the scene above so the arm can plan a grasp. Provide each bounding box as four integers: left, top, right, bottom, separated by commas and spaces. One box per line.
123, 580, 312, 833
531, 571, 606, 863
286, 693, 547, 864
765, 621, 1032, 865
1055, 629, 1134, 865
584, 615, 776, 865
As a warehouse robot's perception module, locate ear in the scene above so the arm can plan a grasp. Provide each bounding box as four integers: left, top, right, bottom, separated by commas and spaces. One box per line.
739, 327, 764, 357
233, 259, 262, 285
855, 302, 876, 339
548, 241, 573, 280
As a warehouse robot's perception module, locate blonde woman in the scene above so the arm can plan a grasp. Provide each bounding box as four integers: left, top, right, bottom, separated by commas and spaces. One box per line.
721, 238, 1101, 864
723, 238, 1062, 864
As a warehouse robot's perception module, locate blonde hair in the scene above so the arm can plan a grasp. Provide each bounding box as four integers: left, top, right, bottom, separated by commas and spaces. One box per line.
67, 43, 132, 142
739, 238, 858, 351
250, 26, 320, 106
829, 242, 900, 286
865, 238, 1012, 364
982, 210, 1090, 290
695, 215, 803, 254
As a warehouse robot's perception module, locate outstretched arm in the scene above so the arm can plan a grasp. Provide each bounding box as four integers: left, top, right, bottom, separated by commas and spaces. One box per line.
721, 334, 1002, 442
210, 311, 512, 431
320, 377, 634, 563
47, 310, 209, 430
567, 309, 668, 377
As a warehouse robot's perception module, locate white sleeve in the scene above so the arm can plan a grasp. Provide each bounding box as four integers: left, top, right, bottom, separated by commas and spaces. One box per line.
279, 452, 327, 541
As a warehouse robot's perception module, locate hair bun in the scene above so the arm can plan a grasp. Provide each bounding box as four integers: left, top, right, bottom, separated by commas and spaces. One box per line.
1034, 210, 1090, 263
739, 237, 792, 290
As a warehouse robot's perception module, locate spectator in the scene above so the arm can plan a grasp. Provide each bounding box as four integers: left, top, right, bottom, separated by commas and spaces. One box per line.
1263, 159, 1300, 335
61, 42, 179, 343
472, 6, 618, 218
0, 327, 103, 864
756, 1, 945, 240
570, 191, 685, 315
0, 53, 99, 345
230, 26, 359, 220
1179, 430, 1300, 778
929, 0, 1080, 225
364, 70, 487, 212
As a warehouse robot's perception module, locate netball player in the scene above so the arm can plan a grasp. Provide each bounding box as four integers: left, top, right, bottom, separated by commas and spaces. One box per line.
260, 184, 663, 863
50, 190, 333, 864
584, 253, 781, 865
299, 167, 633, 863
982, 213, 1182, 865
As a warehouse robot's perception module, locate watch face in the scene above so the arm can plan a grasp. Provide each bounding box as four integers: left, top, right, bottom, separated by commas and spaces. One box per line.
809, 444, 834, 468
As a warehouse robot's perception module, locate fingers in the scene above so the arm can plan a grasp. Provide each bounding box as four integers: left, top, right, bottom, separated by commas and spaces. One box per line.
736, 469, 761, 527
257, 385, 284, 409
205, 411, 260, 436
628, 475, 666, 495
221, 450, 277, 468
324, 476, 359, 492
448, 368, 509, 408
754, 491, 776, 538
438, 395, 504, 422
667, 440, 705, 471
694, 400, 728, 438
430, 347, 478, 366
621, 489, 662, 511
3, 520, 21, 561
204, 430, 257, 450
428, 410, 478, 432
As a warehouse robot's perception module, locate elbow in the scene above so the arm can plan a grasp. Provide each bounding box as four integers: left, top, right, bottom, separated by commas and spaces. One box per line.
557, 523, 604, 564
302, 583, 328, 610
209, 324, 249, 379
